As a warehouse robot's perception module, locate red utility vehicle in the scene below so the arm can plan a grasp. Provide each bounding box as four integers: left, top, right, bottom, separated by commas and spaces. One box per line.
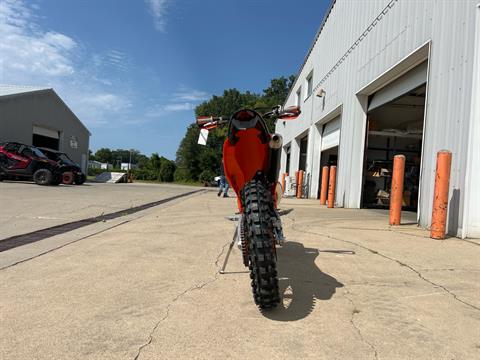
0, 142, 64, 185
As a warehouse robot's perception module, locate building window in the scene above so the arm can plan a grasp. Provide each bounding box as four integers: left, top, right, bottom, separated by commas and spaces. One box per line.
306, 71, 313, 98
285, 146, 291, 174
295, 87, 302, 107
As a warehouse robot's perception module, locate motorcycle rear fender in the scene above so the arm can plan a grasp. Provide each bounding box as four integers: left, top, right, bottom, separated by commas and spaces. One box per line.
223, 127, 269, 211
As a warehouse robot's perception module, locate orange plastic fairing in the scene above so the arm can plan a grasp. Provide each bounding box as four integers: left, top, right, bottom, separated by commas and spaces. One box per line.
223, 128, 270, 211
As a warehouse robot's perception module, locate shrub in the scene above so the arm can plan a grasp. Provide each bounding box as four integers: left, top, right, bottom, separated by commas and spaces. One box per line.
199, 169, 215, 185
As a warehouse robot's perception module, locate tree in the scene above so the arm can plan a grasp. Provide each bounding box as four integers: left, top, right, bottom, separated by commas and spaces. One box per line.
159, 160, 175, 182
174, 124, 203, 181
95, 148, 112, 164
175, 75, 296, 182
262, 75, 296, 106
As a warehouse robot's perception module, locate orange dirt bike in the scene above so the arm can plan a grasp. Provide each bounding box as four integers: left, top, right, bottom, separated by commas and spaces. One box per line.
196, 105, 300, 309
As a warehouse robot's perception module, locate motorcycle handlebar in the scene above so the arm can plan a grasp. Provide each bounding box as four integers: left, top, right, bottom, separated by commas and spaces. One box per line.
196, 116, 228, 129
196, 105, 301, 128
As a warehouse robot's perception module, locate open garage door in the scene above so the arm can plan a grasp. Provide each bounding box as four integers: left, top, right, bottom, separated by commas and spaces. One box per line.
362, 61, 427, 212
321, 116, 341, 151
32, 125, 60, 150
317, 115, 341, 198
368, 61, 428, 112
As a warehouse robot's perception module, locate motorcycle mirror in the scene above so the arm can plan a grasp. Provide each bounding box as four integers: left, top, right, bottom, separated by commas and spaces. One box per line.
277, 106, 301, 120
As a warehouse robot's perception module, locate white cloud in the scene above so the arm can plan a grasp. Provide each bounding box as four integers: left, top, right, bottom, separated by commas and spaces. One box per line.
0, 1, 77, 78
145, 0, 170, 32
145, 86, 210, 118
173, 89, 209, 102
0, 0, 133, 127
164, 102, 195, 111
145, 102, 195, 117
77, 93, 131, 112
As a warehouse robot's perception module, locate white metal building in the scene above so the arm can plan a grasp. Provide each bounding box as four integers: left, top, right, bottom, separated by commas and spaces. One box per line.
276, 0, 480, 238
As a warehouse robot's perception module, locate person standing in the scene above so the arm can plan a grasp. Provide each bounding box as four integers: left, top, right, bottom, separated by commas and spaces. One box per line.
218, 160, 229, 197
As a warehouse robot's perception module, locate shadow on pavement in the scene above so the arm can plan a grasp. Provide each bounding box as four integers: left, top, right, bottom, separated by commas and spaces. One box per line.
262, 241, 347, 322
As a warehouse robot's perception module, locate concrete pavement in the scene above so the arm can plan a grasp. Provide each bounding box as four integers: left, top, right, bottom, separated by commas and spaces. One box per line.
1, 184, 479, 359
0, 181, 202, 240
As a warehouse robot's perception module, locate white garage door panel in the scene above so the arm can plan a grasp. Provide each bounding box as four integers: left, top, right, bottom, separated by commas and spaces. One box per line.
321, 116, 340, 151
368, 61, 428, 112
33, 125, 59, 139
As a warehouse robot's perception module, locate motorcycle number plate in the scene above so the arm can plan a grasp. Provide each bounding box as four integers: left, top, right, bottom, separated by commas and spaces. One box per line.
198, 128, 209, 146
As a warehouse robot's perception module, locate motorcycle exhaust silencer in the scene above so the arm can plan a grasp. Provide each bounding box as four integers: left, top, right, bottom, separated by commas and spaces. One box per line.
269, 133, 283, 149
267, 134, 283, 184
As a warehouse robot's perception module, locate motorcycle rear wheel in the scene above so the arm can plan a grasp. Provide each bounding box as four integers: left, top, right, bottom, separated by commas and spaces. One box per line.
242, 180, 280, 309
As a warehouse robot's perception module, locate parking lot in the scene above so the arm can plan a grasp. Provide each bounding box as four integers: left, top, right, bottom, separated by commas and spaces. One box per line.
0, 181, 201, 240
1, 182, 479, 359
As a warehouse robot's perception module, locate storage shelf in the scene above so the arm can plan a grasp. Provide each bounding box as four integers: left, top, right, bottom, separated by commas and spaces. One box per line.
368, 147, 420, 153
369, 130, 423, 139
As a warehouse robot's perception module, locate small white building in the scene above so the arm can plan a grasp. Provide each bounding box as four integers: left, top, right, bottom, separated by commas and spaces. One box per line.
276, 0, 480, 238
88, 160, 112, 170
120, 163, 137, 171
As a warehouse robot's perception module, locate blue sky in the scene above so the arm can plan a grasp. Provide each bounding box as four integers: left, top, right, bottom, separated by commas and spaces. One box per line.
0, 0, 330, 159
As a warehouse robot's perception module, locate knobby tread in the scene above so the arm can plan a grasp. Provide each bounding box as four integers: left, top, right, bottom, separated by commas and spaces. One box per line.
242, 180, 280, 309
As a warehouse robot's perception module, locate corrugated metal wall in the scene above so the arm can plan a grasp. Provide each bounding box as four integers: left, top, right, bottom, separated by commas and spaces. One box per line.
0, 91, 90, 172
276, 0, 478, 237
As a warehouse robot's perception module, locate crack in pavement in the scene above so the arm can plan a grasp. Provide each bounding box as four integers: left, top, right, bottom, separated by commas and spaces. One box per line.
133, 240, 231, 360
290, 220, 480, 313
344, 288, 379, 360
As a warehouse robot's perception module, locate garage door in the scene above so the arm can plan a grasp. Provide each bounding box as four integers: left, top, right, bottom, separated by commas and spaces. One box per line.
32, 125, 60, 150
368, 61, 428, 112
321, 116, 341, 151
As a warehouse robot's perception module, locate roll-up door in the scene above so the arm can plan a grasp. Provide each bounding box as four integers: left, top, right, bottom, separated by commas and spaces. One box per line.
32, 125, 60, 150
33, 126, 59, 139
368, 61, 428, 112
321, 116, 341, 151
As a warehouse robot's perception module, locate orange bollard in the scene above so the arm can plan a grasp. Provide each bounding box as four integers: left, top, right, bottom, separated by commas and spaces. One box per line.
327, 166, 336, 208
431, 150, 452, 239
297, 170, 304, 198
295, 170, 299, 197
389, 155, 406, 225
320, 166, 329, 205
281, 173, 287, 194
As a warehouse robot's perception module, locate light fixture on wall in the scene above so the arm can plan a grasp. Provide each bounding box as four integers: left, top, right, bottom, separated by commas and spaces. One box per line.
316, 89, 326, 97
317, 88, 326, 111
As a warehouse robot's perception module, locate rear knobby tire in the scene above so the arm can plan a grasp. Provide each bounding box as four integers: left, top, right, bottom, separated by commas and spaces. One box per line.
33, 168, 52, 186
242, 180, 280, 309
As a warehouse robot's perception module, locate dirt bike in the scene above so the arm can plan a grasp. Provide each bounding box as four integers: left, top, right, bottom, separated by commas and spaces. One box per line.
196, 105, 300, 309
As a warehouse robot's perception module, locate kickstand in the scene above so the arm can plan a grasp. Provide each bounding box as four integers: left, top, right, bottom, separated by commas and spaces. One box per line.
219, 227, 237, 274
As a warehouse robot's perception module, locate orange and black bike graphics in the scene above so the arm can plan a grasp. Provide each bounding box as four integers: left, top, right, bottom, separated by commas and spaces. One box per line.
197, 106, 300, 309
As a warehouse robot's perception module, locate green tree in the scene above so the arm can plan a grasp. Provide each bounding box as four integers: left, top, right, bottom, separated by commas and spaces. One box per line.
94, 148, 112, 163
262, 75, 296, 106
159, 160, 176, 182
175, 124, 202, 181
174, 75, 296, 182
